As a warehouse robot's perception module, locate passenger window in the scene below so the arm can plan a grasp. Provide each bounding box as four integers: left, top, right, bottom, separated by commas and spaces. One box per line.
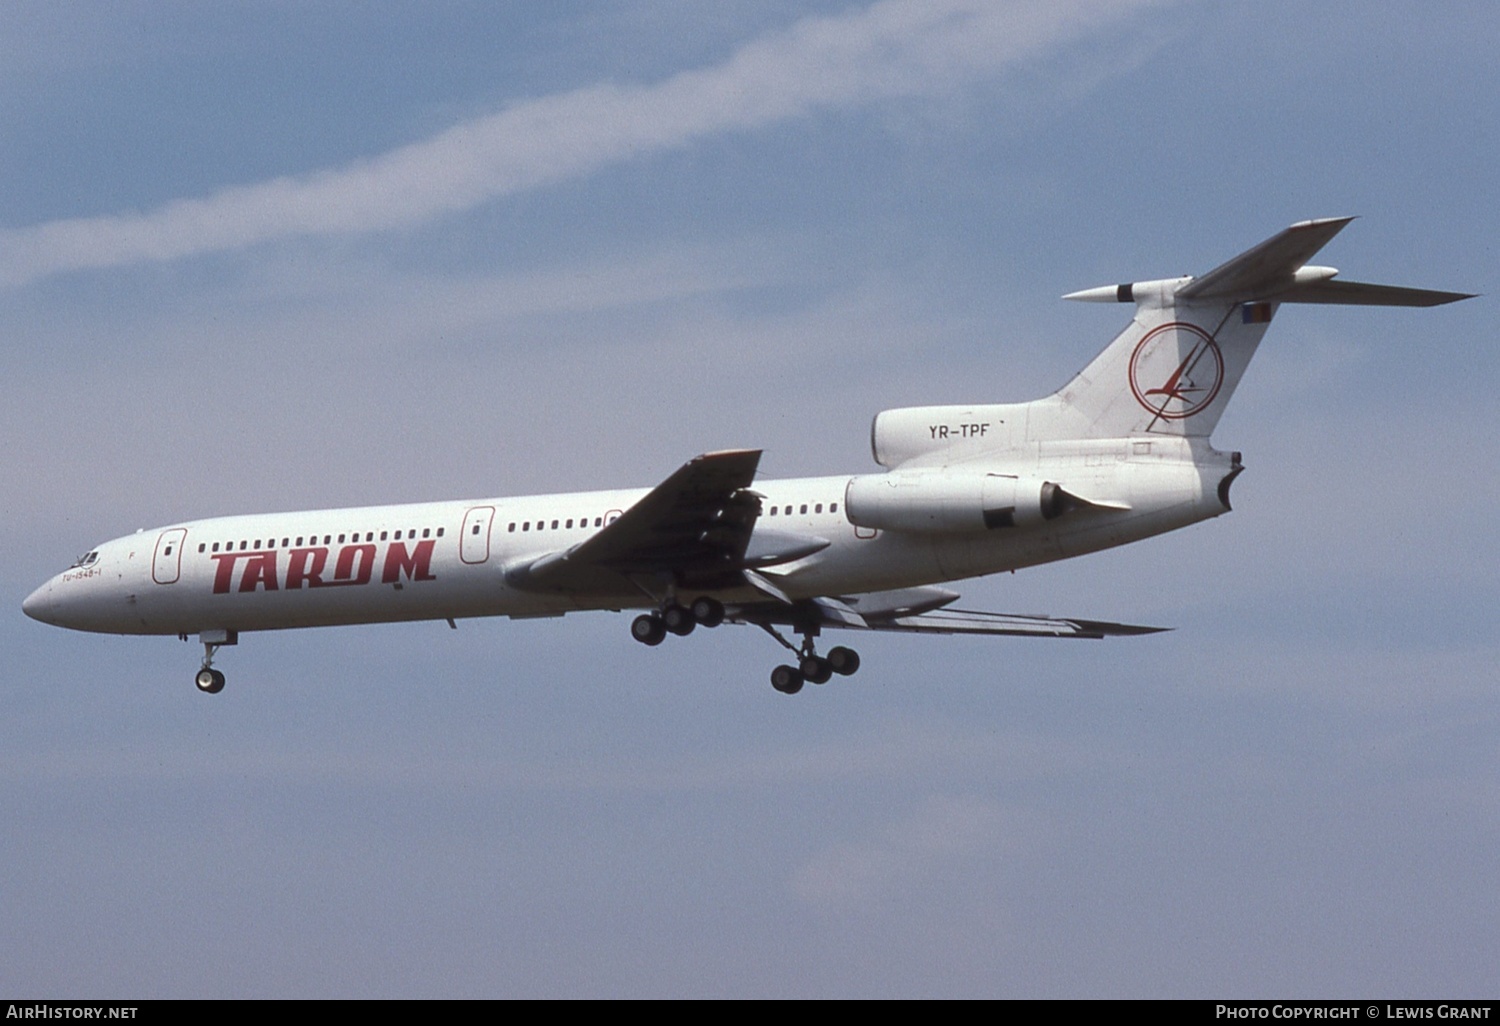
198, 543, 205, 553
800, 504, 808, 515
508, 523, 516, 533
815, 504, 823, 514
212, 543, 220, 553
437, 527, 445, 538
551, 520, 558, 530
830, 503, 838, 513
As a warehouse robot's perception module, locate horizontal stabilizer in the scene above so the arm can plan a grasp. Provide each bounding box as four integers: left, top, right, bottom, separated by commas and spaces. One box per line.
1173, 216, 1474, 306
1178, 216, 1356, 300
1064, 217, 1475, 308
1277, 279, 1476, 306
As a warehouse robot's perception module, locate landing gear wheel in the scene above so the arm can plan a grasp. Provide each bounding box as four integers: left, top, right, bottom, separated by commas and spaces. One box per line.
195, 668, 225, 694
826, 646, 861, 676
689, 597, 725, 628
662, 603, 696, 637
799, 655, 833, 685
631, 614, 667, 646
770, 664, 804, 694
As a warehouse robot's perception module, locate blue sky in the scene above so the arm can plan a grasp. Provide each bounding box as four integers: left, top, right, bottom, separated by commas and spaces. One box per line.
3, 0, 1497, 997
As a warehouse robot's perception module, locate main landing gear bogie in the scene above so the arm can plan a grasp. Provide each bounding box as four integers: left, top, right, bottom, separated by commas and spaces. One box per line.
769, 646, 859, 695
628, 598, 861, 696
630, 597, 726, 648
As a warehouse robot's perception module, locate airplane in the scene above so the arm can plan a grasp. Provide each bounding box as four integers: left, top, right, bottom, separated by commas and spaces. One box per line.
22, 218, 1472, 695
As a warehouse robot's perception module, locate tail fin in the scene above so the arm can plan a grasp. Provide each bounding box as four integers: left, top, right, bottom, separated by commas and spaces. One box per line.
1045, 218, 1472, 440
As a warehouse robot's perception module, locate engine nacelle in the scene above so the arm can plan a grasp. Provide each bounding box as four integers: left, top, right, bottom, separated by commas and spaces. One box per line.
844, 470, 1071, 533
869, 404, 1020, 468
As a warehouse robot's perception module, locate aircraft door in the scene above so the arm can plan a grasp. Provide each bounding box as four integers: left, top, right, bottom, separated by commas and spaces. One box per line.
152, 528, 188, 584
460, 506, 496, 564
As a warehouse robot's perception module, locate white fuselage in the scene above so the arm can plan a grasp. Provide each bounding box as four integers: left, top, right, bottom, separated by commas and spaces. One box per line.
23, 437, 1235, 637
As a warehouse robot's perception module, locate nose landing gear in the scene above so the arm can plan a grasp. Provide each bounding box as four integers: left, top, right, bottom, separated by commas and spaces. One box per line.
192, 630, 237, 694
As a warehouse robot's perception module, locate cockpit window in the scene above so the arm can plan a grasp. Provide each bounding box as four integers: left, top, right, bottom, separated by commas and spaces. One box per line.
71, 551, 100, 569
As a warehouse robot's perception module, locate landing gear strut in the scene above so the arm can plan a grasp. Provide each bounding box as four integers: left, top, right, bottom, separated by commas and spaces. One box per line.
762, 623, 860, 696
627, 598, 860, 696
193, 630, 236, 694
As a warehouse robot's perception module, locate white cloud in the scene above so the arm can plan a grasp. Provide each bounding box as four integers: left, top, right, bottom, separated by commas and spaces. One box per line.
0, 0, 1164, 287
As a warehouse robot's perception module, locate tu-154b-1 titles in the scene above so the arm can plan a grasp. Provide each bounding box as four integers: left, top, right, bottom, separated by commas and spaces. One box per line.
24, 219, 1471, 694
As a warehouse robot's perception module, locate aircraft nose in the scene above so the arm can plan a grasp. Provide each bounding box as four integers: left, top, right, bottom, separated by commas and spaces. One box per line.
22, 580, 59, 625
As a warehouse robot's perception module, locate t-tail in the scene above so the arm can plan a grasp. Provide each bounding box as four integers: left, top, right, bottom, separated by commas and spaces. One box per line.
1042, 217, 1472, 440
867, 218, 1470, 470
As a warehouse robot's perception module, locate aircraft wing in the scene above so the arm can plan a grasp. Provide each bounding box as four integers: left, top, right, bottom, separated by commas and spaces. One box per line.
505, 449, 764, 596
728, 585, 1166, 640
843, 607, 1167, 639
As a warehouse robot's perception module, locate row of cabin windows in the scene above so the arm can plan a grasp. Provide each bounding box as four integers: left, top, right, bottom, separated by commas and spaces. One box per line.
188, 501, 842, 553
503, 501, 839, 535
767, 502, 836, 516
509, 516, 605, 533
196, 526, 445, 554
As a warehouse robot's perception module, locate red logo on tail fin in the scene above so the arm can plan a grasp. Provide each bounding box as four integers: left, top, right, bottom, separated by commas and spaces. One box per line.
1128, 323, 1223, 420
